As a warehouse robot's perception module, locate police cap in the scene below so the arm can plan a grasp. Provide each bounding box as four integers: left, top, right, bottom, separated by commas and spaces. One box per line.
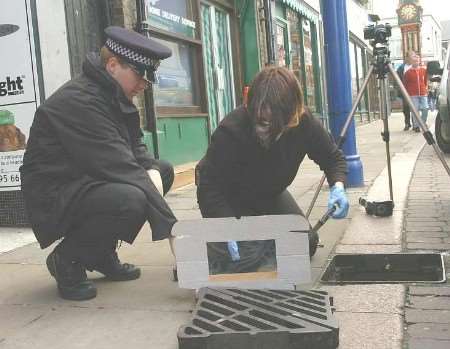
104, 26, 171, 81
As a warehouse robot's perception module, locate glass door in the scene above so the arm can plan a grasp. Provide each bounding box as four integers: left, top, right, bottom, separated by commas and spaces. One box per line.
201, 3, 235, 131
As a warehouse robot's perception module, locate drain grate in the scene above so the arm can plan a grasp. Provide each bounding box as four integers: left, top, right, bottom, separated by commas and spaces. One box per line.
178, 288, 339, 349
321, 253, 446, 284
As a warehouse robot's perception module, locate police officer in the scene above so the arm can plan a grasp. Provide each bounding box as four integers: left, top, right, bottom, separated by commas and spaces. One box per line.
20, 27, 177, 300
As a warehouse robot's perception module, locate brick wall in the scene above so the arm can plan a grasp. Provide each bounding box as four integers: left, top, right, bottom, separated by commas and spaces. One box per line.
108, 0, 146, 126
109, 0, 137, 28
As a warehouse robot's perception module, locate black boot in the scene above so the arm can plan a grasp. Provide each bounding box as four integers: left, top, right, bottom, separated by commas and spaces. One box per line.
94, 251, 141, 281
46, 247, 97, 301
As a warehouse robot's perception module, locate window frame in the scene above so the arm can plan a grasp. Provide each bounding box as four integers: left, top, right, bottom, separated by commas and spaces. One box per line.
143, 0, 207, 118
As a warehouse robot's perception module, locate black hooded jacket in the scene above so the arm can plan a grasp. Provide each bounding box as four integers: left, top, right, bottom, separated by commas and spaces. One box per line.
20, 53, 176, 248
197, 106, 347, 216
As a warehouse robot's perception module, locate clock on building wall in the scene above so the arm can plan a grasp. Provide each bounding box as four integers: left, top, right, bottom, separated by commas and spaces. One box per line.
397, 2, 422, 25
397, 1, 423, 60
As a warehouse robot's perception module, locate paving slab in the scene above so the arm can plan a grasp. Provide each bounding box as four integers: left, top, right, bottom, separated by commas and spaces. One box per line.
0, 228, 36, 254
406, 237, 445, 243
407, 323, 450, 340
0, 304, 50, 341
334, 312, 403, 349
409, 286, 450, 296
0, 306, 189, 349
405, 309, 450, 324
408, 339, 450, 349
408, 296, 450, 310
334, 244, 401, 254
0, 242, 47, 265
340, 211, 403, 245
320, 284, 405, 314
407, 243, 450, 250
406, 231, 449, 238
0, 264, 195, 311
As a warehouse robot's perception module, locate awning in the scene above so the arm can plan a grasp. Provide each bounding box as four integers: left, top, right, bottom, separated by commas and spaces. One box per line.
279, 0, 320, 24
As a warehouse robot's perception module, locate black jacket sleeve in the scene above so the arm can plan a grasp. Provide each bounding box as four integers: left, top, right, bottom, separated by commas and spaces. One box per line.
197, 127, 239, 218
131, 128, 160, 171
302, 113, 347, 186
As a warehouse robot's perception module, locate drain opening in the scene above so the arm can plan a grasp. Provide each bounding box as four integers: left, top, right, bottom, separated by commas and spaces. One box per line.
219, 320, 250, 331
233, 296, 289, 316
192, 318, 224, 333
184, 327, 202, 335
287, 299, 327, 313
198, 310, 221, 321
276, 302, 328, 320
321, 253, 446, 283
249, 309, 304, 329
204, 294, 248, 310
226, 289, 273, 303
251, 290, 288, 300
201, 301, 234, 316
234, 315, 277, 330
297, 296, 326, 307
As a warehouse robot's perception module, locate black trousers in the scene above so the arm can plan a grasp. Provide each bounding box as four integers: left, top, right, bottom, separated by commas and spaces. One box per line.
197, 185, 318, 269
58, 160, 174, 270
403, 100, 411, 126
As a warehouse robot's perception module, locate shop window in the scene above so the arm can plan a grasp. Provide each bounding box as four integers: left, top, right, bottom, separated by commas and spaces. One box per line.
356, 47, 367, 112
153, 38, 196, 106
275, 21, 288, 67
286, 9, 304, 88
349, 41, 358, 103
145, 0, 196, 38
302, 19, 316, 112
144, 0, 204, 116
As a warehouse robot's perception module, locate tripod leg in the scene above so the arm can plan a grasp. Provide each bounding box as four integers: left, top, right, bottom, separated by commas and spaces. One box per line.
388, 64, 450, 177
306, 65, 375, 218
378, 78, 394, 202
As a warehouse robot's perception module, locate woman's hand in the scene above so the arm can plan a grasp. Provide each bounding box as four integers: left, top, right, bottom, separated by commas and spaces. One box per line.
328, 182, 349, 219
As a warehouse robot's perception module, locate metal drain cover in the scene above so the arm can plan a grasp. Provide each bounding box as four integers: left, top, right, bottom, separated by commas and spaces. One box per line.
178, 288, 339, 349
321, 253, 446, 284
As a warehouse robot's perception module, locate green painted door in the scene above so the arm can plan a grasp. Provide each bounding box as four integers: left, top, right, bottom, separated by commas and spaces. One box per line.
201, 3, 235, 131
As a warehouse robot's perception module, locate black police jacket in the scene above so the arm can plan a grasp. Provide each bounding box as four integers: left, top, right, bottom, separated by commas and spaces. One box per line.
20, 53, 176, 248
196, 106, 347, 217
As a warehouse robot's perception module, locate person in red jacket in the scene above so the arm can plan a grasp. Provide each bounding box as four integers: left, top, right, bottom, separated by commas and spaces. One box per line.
402, 51, 428, 132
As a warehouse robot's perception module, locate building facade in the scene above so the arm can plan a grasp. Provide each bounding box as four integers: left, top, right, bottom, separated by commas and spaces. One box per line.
386, 14, 442, 66
346, 0, 380, 122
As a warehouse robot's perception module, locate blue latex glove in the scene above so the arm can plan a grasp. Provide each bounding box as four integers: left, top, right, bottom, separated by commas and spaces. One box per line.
328, 184, 349, 219
227, 241, 240, 261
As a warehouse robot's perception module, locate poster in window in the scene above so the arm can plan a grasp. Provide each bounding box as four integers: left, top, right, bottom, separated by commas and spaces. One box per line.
302, 19, 316, 111
152, 38, 195, 106
0, 0, 40, 191
276, 24, 287, 68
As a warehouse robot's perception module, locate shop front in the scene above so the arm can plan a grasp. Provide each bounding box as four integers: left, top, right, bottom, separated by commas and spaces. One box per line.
139, 0, 209, 165
348, 33, 379, 122
273, 0, 324, 118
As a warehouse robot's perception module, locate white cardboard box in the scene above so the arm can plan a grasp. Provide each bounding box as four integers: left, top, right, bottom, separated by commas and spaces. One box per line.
172, 215, 311, 289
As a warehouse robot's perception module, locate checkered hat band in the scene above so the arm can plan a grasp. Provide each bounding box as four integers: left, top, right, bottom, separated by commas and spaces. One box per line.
105, 38, 160, 70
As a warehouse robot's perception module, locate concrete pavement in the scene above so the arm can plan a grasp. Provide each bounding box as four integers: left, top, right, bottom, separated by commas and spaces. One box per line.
1, 111, 449, 348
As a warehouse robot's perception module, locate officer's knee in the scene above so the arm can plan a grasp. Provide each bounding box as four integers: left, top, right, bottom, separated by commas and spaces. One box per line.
154, 159, 174, 194
118, 185, 147, 221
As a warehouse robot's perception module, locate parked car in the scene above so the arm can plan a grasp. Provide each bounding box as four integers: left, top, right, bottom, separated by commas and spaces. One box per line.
429, 54, 450, 152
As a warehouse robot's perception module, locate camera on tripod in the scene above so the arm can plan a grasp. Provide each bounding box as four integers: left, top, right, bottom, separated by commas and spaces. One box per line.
363, 14, 392, 46
364, 23, 392, 44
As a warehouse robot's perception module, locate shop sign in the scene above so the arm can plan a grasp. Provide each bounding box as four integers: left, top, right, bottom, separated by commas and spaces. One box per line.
145, 0, 196, 38
0, 0, 40, 191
